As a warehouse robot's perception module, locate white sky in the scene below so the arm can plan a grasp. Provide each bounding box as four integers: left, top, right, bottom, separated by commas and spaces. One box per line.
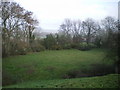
14, 0, 119, 33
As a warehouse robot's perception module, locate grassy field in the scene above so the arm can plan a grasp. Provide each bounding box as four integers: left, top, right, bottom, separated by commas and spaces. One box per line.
3, 48, 119, 88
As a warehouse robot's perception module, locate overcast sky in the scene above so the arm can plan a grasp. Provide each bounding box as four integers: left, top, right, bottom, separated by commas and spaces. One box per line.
14, 0, 119, 33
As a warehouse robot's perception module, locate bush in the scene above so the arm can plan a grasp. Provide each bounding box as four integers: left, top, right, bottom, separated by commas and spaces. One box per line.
51, 45, 62, 50
88, 43, 97, 48
17, 48, 27, 55
63, 44, 71, 49
71, 43, 78, 49
31, 44, 45, 52
11, 41, 28, 55
77, 42, 90, 51
77, 42, 96, 51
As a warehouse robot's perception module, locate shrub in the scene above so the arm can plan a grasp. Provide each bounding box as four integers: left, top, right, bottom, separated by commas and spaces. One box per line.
77, 42, 96, 51
88, 43, 97, 48
63, 44, 71, 49
17, 48, 27, 55
77, 42, 90, 51
31, 44, 45, 52
51, 45, 62, 50
71, 43, 78, 49
11, 41, 28, 55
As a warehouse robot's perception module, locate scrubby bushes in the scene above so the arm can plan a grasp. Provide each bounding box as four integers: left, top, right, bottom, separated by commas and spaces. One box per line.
71, 43, 78, 49
15, 41, 28, 55
63, 44, 71, 49
42, 32, 97, 51
77, 42, 90, 51
4, 40, 28, 56
31, 44, 45, 52
3, 39, 46, 57
31, 41, 45, 52
43, 34, 56, 50
51, 45, 62, 50
77, 42, 96, 51
89, 43, 97, 48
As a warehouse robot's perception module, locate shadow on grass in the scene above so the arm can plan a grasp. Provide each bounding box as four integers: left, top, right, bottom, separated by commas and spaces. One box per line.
62, 63, 115, 79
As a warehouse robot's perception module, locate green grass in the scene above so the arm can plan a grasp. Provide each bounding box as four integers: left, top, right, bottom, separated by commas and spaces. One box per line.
3, 48, 117, 88
4, 74, 120, 88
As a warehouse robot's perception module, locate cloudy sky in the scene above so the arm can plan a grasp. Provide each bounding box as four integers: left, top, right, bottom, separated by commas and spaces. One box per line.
14, 0, 119, 33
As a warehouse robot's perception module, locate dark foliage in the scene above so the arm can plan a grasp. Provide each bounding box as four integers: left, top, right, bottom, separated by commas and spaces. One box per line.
62, 63, 115, 79
77, 42, 97, 51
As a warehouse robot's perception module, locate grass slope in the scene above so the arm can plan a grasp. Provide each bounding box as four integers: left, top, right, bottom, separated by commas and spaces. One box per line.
4, 74, 120, 88
3, 48, 115, 88
3, 49, 108, 81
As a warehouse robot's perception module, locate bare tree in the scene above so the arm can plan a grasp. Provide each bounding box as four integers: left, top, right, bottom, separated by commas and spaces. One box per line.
1, 2, 39, 57
82, 18, 97, 44
72, 20, 83, 43
101, 16, 117, 48
59, 19, 72, 35
59, 19, 72, 44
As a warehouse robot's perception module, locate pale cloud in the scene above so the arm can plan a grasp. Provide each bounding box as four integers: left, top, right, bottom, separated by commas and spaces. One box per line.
14, 0, 119, 33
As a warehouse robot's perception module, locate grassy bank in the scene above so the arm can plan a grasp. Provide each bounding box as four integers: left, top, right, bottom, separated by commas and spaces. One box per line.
3, 48, 116, 88
4, 74, 119, 88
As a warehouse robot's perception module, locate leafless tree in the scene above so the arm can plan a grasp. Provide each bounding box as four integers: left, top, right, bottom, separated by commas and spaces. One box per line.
1, 2, 39, 57
82, 18, 97, 44
59, 19, 72, 35
59, 19, 72, 44
72, 20, 83, 43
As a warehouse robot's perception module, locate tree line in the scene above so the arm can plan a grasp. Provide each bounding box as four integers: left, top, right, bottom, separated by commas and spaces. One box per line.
43, 17, 118, 51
